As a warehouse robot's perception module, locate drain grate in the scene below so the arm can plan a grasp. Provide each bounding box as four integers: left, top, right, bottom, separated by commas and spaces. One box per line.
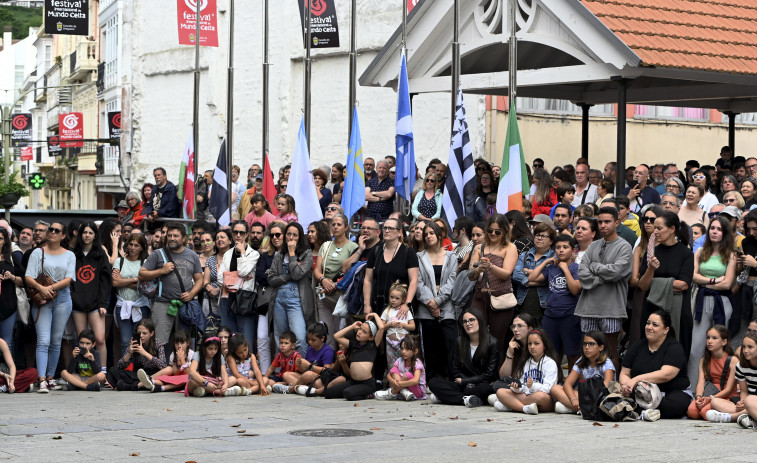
288, 428, 373, 438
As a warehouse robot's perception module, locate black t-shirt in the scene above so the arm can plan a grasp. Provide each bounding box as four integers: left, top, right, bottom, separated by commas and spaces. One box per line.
366, 243, 419, 310
622, 337, 689, 392
742, 236, 757, 277
640, 241, 694, 317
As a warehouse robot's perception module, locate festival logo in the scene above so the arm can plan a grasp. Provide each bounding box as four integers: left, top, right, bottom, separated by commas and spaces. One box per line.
12, 115, 28, 130
77, 265, 95, 284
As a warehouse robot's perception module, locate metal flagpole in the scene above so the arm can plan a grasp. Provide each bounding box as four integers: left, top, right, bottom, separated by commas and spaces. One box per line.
192, 0, 201, 218
451, 0, 460, 133
262, 0, 270, 172
226, 0, 235, 216
304, 0, 312, 151
348, 0, 357, 135
508, 0, 517, 106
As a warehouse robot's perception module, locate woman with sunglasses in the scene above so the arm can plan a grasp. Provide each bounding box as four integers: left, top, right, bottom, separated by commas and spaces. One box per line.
267, 222, 314, 357
324, 202, 343, 221
723, 191, 746, 212
25, 222, 76, 393
468, 214, 519, 362
417, 221, 458, 379
113, 234, 150, 356
688, 168, 719, 213
203, 230, 232, 333
741, 178, 757, 211
629, 205, 664, 343
315, 214, 358, 346
411, 172, 442, 221
512, 222, 555, 328
679, 184, 708, 228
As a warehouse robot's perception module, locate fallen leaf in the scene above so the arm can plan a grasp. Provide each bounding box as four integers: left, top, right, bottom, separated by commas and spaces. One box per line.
129, 452, 140, 456
166, 409, 172, 412
354, 403, 359, 407
592, 422, 603, 427
516, 419, 525, 422
237, 430, 246, 433
212, 399, 219, 403
185, 461, 198, 463
230, 424, 241, 428
248, 417, 254, 420
399, 434, 405, 437
370, 427, 382, 431
449, 416, 459, 420
239, 433, 259, 437
468, 442, 477, 447
486, 418, 494, 422
51, 436, 62, 440
613, 424, 620, 428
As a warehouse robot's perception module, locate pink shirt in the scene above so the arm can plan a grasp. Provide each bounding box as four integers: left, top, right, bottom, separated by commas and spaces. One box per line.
245, 210, 277, 230
274, 212, 298, 223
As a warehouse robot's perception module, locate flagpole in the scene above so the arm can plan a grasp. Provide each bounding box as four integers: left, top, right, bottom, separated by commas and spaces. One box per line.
262, 0, 270, 174
304, 0, 312, 151
348, 0, 356, 135
509, 0, 517, 106
226, 0, 235, 217
192, 0, 201, 218
451, 0, 460, 133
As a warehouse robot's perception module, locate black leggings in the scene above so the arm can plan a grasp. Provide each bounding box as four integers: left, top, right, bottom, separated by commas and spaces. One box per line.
420, 318, 458, 380
427, 377, 493, 405
657, 390, 692, 419
324, 378, 376, 401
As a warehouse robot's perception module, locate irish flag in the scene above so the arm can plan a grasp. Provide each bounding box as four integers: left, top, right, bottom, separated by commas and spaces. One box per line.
177, 132, 195, 219
496, 102, 529, 213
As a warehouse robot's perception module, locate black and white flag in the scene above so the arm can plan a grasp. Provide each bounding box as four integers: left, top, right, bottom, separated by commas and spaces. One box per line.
441, 88, 476, 225
209, 140, 231, 226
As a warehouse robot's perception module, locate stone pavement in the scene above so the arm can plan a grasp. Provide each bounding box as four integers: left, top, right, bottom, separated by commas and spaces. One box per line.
0, 390, 755, 462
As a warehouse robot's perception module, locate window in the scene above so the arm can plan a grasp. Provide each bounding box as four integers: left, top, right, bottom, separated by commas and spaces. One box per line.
634, 105, 709, 121
516, 98, 614, 116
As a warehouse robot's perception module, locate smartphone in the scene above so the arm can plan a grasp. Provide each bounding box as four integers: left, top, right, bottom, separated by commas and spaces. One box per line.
132, 333, 141, 344
627, 180, 639, 189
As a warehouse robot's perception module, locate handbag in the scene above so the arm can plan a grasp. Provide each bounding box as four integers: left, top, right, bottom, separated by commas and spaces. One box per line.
577, 375, 608, 421
16, 286, 30, 325
223, 271, 243, 293
256, 284, 274, 309
703, 354, 733, 397
26, 249, 58, 311
230, 289, 257, 316
481, 244, 516, 310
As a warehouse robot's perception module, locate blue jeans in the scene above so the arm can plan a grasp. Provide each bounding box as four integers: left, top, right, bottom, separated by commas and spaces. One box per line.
118, 306, 152, 357
272, 283, 307, 357
220, 297, 238, 333
32, 289, 73, 378
0, 310, 17, 355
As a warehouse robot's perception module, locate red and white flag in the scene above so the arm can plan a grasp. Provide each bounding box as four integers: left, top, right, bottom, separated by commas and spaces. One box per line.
178, 132, 196, 219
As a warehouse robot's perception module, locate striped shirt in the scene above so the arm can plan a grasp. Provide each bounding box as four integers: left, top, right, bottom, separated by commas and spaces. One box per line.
735, 361, 757, 395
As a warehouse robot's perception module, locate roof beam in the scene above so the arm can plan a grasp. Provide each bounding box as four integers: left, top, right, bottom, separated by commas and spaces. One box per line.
580, 83, 757, 105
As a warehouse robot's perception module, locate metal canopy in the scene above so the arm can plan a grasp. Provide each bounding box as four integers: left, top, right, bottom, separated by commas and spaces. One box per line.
360, 0, 757, 113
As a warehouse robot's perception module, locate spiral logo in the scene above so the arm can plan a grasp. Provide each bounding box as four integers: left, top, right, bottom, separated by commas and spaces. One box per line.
310, 0, 327, 16
12, 115, 28, 130
62, 113, 79, 130
184, 0, 208, 12
77, 265, 95, 284
111, 113, 121, 129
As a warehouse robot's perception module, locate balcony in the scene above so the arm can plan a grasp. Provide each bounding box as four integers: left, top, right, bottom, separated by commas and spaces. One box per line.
68, 41, 98, 82
34, 75, 47, 103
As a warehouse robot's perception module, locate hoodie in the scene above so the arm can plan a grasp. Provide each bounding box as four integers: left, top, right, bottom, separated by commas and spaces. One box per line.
71, 251, 112, 312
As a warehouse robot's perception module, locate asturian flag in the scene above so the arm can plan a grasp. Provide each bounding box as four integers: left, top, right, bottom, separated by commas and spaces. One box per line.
178, 132, 195, 219
441, 88, 476, 225
209, 139, 231, 226
394, 50, 415, 200
341, 106, 365, 219
496, 101, 529, 213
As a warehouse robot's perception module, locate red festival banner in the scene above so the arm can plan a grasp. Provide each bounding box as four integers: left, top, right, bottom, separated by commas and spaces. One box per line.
177, 0, 219, 47
59, 112, 84, 148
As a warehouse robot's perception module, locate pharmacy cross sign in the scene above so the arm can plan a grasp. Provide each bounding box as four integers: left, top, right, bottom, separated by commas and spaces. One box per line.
29, 173, 46, 190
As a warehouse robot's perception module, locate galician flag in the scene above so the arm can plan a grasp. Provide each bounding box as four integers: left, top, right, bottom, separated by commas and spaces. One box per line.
177, 131, 196, 219
496, 102, 529, 213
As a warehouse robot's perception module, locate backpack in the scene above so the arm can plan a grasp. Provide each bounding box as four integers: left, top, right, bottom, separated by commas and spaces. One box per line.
124, 252, 162, 299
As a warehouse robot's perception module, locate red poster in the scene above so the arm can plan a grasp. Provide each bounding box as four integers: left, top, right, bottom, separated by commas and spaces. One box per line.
177, 0, 219, 47
407, 0, 417, 13
20, 146, 33, 161
59, 112, 84, 148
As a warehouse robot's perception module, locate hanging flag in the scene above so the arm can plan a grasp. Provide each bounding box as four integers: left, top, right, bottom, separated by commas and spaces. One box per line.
441, 88, 476, 225
341, 106, 365, 219
210, 139, 231, 226
496, 101, 529, 213
178, 132, 196, 219
262, 152, 277, 206
395, 50, 415, 200
289, 117, 323, 228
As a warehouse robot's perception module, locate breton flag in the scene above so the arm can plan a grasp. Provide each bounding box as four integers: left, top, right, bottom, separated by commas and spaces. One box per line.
178, 132, 195, 219
341, 106, 365, 219
394, 50, 415, 200
441, 88, 476, 226
289, 117, 323, 228
496, 101, 529, 213
209, 139, 231, 226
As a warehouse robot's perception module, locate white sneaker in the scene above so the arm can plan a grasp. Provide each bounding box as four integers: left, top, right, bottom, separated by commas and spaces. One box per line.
137, 369, 154, 392
374, 389, 398, 400
192, 387, 207, 397
48, 379, 62, 390
493, 400, 511, 412
737, 414, 756, 429
294, 385, 309, 396
487, 393, 498, 406
271, 384, 289, 394
37, 380, 49, 394
554, 402, 574, 414
641, 409, 660, 422
399, 388, 415, 401
523, 403, 539, 415
706, 410, 732, 423
225, 386, 242, 396
0, 385, 7, 393
429, 393, 442, 404
266, 385, 273, 392
463, 395, 484, 408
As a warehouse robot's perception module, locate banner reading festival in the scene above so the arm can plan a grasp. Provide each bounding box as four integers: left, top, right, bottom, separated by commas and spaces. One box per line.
108, 112, 122, 139
177, 0, 219, 47
11, 113, 32, 147
297, 0, 340, 48
44, 0, 89, 36
59, 112, 84, 148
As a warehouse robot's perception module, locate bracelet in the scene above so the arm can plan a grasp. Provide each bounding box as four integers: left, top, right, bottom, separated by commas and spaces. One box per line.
506, 354, 514, 360
710, 278, 715, 284
307, 363, 314, 372
202, 379, 208, 387
319, 276, 325, 283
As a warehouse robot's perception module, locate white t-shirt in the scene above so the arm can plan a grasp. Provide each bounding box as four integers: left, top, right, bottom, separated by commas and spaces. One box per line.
381, 307, 414, 338
192, 350, 226, 374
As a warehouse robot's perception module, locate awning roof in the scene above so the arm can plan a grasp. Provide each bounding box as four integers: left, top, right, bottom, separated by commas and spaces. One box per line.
360, 0, 757, 112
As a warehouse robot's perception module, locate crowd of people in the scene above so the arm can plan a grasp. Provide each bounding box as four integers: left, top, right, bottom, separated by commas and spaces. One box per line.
3, 148, 757, 430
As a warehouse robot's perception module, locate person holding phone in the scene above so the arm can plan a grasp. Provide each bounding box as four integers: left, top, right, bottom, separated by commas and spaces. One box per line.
621, 164, 661, 214
60, 329, 106, 391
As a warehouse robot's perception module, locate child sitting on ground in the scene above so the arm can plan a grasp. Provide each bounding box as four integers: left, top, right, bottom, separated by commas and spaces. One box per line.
107, 319, 167, 391
375, 335, 426, 401
140, 330, 194, 393
61, 329, 107, 391
227, 333, 268, 395
286, 322, 335, 395
266, 331, 302, 393
187, 335, 242, 397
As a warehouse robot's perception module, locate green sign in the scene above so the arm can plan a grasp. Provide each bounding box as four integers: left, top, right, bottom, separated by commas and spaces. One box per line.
29, 173, 46, 190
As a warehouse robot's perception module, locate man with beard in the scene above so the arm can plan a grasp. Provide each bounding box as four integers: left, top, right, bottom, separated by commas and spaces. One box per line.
553, 204, 573, 235
146, 167, 180, 226
17, 226, 33, 254
22, 220, 49, 268
341, 217, 382, 270
364, 157, 376, 181
650, 164, 665, 192
148, 228, 163, 254
248, 223, 266, 251
139, 222, 203, 344
190, 220, 213, 254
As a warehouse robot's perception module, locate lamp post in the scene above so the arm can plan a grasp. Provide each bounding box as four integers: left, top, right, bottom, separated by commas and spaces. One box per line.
1, 104, 12, 221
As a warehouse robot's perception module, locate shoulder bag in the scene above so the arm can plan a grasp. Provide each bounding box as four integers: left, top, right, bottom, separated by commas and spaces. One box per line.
26, 249, 58, 311
483, 245, 516, 310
